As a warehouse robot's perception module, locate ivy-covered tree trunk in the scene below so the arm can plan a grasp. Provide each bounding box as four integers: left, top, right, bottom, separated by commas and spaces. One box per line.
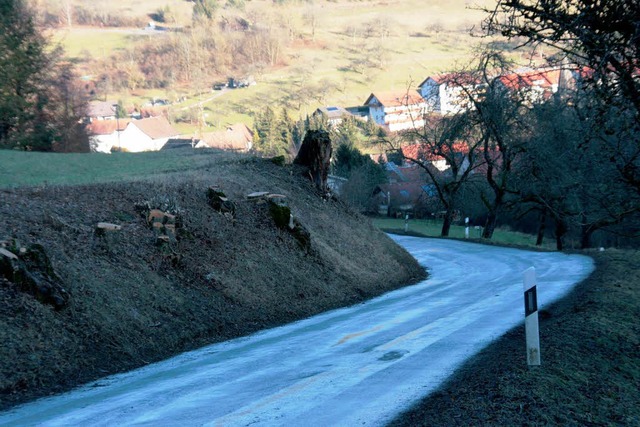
580, 225, 595, 250
482, 211, 498, 239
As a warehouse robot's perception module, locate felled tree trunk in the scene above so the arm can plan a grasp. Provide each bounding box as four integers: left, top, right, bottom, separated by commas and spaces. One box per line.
294, 130, 332, 194
0, 244, 69, 310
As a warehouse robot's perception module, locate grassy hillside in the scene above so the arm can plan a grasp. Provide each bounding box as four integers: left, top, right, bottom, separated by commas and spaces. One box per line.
52, 0, 500, 131
0, 153, 425, 410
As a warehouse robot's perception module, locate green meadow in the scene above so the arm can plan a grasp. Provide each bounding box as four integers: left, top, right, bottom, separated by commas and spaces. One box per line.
0, 149, 231, 188
372, 217, 557, 250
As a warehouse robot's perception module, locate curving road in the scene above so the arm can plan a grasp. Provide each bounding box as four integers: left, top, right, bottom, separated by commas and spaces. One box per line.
0, 236, 594, 427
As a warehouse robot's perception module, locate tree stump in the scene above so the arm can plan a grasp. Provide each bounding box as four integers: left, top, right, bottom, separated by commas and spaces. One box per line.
294, 130, 332, 194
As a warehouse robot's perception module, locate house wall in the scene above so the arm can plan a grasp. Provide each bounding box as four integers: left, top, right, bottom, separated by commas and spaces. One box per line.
384, 103, 427, 132
368, 96, 427, 132
368, 100, 386, 126
420, 80, 476, 116
89, 133, 118, 153
419, 80, 441, 113
118, 124, 167, 152
440, 84, 471, 115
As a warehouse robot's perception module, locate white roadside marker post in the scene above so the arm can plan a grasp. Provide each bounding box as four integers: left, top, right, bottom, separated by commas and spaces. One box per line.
465, 217, 469, 239
523, 267, 541, 366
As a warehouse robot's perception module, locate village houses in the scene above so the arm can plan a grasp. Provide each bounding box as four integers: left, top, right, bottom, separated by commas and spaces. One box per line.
364, 91, 427, 132
83, 64, 577, 157
117, 116, 180, 153
417, 73, 481, 115
313, 106, 354, 128
86, 119, 128, 153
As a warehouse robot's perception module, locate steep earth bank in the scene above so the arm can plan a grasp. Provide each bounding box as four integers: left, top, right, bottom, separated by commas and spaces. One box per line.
0, 157, 425, 410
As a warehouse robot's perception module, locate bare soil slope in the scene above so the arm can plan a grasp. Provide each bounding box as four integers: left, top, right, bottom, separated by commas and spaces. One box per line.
0, 156, 425, 410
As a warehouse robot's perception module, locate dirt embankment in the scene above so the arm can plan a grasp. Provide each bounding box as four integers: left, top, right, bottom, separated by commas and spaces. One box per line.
0, 158, 425, 410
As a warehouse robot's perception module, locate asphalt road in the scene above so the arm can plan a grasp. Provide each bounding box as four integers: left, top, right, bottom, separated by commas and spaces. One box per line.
0, 236, 594, 427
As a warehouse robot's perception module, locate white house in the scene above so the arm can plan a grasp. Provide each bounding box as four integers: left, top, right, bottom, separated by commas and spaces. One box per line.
364, 91, 427, 132
86, 119, 128, 153
313, 106, 353, 127
117, 116, 179, 152
417, 73, 480, 115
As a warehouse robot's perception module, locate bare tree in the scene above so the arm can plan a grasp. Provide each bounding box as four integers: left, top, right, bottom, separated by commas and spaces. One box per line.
303, 5, 319, 42
482, 0, 640, 197
385, 112, 486, 236
453, 52, 530, 238
483, 0, 639, 114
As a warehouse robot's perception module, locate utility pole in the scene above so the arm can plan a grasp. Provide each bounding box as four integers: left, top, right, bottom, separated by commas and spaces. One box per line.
113, 103, 121, 151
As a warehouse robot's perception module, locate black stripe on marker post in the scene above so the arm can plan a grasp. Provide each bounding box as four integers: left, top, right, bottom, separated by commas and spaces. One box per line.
524, 286, 538, 317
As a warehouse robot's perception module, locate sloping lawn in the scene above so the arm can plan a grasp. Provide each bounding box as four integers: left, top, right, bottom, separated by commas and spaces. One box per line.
0, 149, 240, 188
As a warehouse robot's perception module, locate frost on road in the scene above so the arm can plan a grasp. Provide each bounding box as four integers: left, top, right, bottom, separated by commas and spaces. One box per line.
0, 236, 594, 427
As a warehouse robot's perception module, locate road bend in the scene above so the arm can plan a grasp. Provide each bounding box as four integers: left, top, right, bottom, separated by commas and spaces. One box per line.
0, 236, 594, 426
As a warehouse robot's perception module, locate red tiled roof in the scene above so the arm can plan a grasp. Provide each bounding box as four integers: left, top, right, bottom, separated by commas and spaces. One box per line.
86, 119, 129, 135
498, 68, 561, 90
418, 72, 480, 87
130, 116, 179, 140
402, 142, 471, 163
198, 123, 253, 151
365, 90, 425, 107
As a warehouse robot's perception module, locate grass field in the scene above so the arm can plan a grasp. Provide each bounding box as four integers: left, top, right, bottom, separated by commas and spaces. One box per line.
51, 28, 148, 59
372, 217, 556, 249
0, 148, 240, 188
